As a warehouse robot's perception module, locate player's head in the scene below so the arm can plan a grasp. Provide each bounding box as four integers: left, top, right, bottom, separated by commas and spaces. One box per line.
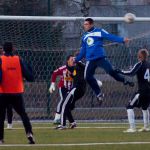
3, 42, 13, 53
84, 18, 94, 31
66, 55, 74, 67
138, 49, 149, 61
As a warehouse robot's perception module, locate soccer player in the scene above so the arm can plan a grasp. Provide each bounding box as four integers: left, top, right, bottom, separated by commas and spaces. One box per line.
117, 49, 150, 133
0, 46, 13, 129
0, 42, 35, 144
56, 58, 102, 129
75, 18, 134, 102
49, 55, 75, 124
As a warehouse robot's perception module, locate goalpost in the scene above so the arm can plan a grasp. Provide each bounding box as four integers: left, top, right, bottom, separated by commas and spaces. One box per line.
0, 15, 150, 122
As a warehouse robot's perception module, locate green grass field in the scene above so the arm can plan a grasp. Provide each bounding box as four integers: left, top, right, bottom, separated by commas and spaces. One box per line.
0, 122, 150, 150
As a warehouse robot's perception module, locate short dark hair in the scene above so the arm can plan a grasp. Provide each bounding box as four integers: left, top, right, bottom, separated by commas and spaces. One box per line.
66, 55, 73, 61
139, 49, 149, 60
3, 42, 13, 52
85, 18, 94, 24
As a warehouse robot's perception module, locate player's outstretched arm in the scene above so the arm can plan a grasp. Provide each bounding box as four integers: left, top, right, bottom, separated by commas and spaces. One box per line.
101, 29, 126, 43
115, 62, 142, 76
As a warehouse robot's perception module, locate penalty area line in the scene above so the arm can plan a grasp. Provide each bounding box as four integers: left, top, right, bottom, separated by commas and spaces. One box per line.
1, 142, 150, 147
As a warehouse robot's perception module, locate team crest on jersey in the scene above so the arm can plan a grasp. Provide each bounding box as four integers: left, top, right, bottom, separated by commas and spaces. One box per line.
87, 37, 94, 46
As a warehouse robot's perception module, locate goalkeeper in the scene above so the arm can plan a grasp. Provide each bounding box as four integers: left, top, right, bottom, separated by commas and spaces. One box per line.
49, 55, 75, 124
75, 18, 134, 103
117, 49, 150, 133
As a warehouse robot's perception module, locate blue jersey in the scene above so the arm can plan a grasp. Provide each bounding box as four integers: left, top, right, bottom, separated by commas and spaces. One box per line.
75, 27, 124, 61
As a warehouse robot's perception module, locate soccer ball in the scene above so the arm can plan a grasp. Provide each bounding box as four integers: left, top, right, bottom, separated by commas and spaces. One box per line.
124, 13, 136, 23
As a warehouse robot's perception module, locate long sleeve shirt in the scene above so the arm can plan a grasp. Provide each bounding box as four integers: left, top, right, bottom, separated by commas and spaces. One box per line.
51, 65, 73, 90
76, 27, 124, 61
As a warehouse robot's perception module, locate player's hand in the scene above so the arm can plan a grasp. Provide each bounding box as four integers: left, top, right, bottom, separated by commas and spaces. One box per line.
49, 82, 55, 93
124, 37, 130, 43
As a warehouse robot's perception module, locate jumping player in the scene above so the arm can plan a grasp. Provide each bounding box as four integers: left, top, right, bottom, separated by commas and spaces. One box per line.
75, 18, 134, 103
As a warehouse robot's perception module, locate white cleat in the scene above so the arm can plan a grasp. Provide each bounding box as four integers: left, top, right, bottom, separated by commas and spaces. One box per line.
7, 124, 13, 129
123, 128, 136, 133
138, 127, 150, 132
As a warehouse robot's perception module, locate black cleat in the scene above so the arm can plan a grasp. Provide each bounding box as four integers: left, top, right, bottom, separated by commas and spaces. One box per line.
124, 81, 134, 87
27, 134, 35, 144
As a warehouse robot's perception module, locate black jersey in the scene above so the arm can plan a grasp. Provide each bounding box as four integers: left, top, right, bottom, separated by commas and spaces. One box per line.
121, 60, 150, 94
72, 61, 86, 89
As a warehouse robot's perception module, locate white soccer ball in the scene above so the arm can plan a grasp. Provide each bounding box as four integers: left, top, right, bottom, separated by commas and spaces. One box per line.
124, 13, 136, 23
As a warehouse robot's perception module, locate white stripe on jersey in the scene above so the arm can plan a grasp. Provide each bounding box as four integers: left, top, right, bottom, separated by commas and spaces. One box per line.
122, 62, 142, 74
101, 29, 109, 34
84, 32, 102, 41
84, 61, 90, 79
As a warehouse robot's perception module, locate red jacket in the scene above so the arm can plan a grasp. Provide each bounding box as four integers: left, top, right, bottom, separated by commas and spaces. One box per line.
51, 65, 73, 90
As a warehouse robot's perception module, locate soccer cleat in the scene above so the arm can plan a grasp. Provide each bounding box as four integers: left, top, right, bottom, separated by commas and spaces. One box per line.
97, 93, 104, 106
123, 128, 136, 133
55, 125, 66, 130
124, 81, 134, 87
69, 122, 77, 129
138, 127, 150, 132
27, 134, 35, 144
7, 124, 13, 129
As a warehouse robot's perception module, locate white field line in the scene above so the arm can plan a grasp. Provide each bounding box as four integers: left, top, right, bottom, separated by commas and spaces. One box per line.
1, 142, 150, 147
4, 126, 127, 130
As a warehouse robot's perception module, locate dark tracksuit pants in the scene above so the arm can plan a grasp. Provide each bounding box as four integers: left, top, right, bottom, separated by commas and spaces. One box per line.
56, 87, 70, 114
84, 57, 125, 96
61, 87, 85, 126
0, 94, 33, 140
6, 104, 13, 124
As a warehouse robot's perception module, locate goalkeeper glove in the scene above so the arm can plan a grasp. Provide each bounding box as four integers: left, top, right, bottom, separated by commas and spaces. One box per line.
49, 82, 55, 93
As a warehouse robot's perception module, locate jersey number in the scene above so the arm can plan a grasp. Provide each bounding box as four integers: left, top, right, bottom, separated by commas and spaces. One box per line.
144, 69, 150, 82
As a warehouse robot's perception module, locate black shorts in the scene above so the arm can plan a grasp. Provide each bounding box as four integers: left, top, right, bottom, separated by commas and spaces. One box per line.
126, 92, 150, 110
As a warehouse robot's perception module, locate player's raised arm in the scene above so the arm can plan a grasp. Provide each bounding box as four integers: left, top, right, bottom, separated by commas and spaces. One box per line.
101, 28, 128, 43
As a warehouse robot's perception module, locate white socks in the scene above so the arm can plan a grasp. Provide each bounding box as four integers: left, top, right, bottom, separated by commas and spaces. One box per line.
54, 113, 60, 120
127, 109, 150, 129
127, 109, 135, 129
142, 109, 149, 128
